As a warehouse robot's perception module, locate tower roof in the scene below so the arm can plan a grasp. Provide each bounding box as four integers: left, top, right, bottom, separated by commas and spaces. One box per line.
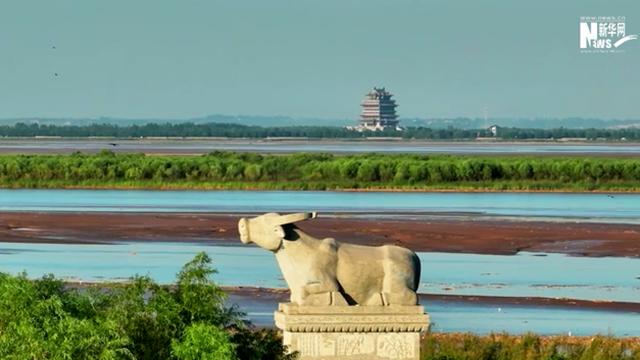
366, 87, 393, 98
358, 86, 400, 129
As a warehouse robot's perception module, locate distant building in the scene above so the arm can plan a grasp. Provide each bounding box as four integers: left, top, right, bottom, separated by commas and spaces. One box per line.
347, 87, 402, 132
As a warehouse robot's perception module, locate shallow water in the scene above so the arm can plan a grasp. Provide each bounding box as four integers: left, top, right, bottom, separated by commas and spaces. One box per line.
1, 189, 640, 224
232, 294, 640, 336
1, 242, 639, 303
425, 306, 639, 336
3, 141, 640, 155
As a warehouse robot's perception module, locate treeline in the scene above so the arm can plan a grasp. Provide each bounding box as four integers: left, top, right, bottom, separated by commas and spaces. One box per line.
1, 151, 640, 191
0, 122, 378, 139
3, 115, 640, 129
0, 252, 295, 360
1, 122, 639, 140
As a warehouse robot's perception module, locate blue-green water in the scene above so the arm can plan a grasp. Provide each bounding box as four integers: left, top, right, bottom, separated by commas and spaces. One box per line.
239, 295, 639, 336
2, 241, 639, 336
1, 189, 639, 223
3, 141, 640, 155
2, 189, 640, 335
1, 242, 638, 303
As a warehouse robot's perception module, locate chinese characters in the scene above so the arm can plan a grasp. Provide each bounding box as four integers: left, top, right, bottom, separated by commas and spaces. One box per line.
598, 22, 625, 37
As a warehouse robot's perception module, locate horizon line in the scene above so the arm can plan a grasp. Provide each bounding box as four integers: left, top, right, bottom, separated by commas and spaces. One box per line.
1, 115, 640, 122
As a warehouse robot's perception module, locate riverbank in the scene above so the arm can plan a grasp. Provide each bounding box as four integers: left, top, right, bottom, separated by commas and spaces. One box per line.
222, 286, 640, 314
60, 282, 640, 318
1, 138, 637, 145
2, 212, 639, 257
2, 182, 640, 193
62, 282, 640, 313
2, 139, 640, 157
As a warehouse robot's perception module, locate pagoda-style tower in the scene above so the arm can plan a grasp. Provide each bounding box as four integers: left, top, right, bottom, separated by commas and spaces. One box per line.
358, 87, 399, 129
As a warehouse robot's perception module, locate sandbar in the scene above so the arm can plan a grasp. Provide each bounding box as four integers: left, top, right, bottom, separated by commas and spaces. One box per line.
1, 212, 639, 258
1, 139, 639, 157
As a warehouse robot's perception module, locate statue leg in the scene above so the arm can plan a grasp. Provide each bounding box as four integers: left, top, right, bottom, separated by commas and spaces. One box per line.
300, 289, 348, 306
363, 292, 386, 306
298, 270, 348, 306
381, 287, 418, 306
380, 259, 419, 306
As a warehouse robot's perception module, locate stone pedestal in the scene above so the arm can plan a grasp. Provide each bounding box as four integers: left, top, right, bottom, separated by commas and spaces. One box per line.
274, 303, 430, 360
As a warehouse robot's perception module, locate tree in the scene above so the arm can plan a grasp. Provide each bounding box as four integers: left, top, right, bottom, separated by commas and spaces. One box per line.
171, 323, 236, 360
0, 252, 297, 360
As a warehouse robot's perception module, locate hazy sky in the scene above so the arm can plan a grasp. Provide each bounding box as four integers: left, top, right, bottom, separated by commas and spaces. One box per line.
0, 0, 638, 120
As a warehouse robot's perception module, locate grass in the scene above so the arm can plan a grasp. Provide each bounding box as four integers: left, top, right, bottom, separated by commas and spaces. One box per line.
421, 333, 640, 360
2, 179, 640, 193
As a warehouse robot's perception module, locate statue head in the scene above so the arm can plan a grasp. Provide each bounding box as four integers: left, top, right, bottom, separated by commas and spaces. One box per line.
238, 212, 317, 252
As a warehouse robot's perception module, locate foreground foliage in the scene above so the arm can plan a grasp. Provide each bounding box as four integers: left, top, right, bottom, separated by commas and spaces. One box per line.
1, 151, 640, 191
0, 252, 297, 360
1, 253, 638, 359
2, 121, 640, 140
422, 333, 640, 360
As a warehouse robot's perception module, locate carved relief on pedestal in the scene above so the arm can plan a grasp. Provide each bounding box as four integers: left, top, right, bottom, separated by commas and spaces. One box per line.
293, 333, 415, 359
288, 332, 418, 359
336, 334, 375, 356
376, 333, 415, 359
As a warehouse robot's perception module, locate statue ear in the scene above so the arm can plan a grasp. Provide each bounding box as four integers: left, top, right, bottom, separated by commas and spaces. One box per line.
273, 225, 285, 239
273, 212, 317, 226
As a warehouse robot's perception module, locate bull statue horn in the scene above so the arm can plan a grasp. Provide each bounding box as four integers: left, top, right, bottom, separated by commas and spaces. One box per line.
272, 212, 317, 226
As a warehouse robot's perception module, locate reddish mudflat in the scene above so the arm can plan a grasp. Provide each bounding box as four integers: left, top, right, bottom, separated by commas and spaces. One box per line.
6, 211, 640, 323
1, 212, 639, 258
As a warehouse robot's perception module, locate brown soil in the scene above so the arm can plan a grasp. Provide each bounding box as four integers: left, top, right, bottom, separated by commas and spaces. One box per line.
1, 212, 639, 257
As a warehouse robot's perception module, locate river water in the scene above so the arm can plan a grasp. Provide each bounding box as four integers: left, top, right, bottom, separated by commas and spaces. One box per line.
2, 141, 640, 155
1, 189, 640, 335
1, 189, 639, 224
1, 242, 638, 303
1, 241, 639, 336
238, 296, 638, 337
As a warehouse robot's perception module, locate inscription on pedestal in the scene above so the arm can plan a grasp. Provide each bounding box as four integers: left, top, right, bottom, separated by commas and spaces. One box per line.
297, 334, 336, 357
338, 334, 374, 356
290, 332, 417, 359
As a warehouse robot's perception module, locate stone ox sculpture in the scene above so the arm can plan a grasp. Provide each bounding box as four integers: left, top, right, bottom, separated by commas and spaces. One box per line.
238, 212, 421, 307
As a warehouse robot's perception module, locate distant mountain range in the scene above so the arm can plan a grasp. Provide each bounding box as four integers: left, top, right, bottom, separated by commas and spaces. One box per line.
1, 114, 639, 130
